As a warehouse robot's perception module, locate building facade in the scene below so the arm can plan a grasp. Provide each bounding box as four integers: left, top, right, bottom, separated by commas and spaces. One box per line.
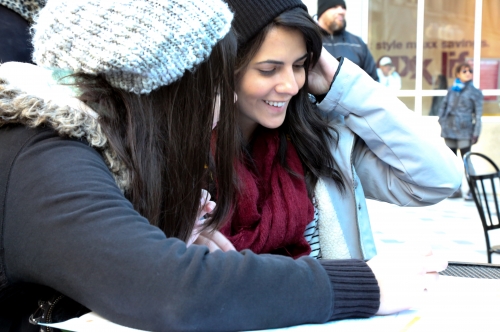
304, 0, 500, 164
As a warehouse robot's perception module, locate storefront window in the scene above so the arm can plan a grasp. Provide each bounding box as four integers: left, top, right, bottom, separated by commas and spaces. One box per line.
368, 0, 417, 92
480, 0, 500, 115
423, 0, 475, 90
422, 96, 444, 116
369, 0, 499, 115
398, 97, 415, 113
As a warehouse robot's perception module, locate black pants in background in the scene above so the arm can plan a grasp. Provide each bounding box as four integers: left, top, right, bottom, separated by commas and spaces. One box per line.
448, 145, 471, 160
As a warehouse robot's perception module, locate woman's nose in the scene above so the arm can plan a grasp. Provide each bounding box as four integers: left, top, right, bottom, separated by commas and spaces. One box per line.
275, 70, 300, 95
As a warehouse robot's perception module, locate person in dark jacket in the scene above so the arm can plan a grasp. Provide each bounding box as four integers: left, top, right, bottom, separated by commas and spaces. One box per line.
316, 0, 379, 81
438, 63, 483, 200
0, 0, 46, 63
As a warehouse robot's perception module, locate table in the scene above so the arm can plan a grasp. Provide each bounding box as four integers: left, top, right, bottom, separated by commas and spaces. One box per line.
43, 262, 500, 332
251, 262, 500, 332
439, 261, 500, 279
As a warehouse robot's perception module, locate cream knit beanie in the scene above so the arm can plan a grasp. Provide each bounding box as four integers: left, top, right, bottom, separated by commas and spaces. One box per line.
32, 0, 233, 94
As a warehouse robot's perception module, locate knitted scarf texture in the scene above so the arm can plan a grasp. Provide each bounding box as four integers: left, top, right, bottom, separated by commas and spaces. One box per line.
451, 78, 465, 92
220, 129, 313, 258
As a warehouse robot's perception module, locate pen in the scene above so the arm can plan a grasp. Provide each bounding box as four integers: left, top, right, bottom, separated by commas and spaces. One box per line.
400, 316, 421, 332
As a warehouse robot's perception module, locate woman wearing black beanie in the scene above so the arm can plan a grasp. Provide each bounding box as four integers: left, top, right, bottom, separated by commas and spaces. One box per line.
218, 0, 461, 321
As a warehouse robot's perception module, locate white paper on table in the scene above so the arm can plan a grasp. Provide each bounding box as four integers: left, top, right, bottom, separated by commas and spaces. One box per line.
409, 275, 500, 332
39, 312, 150, 332
41, 311, 419, 332
40, 275, 500, 332
248, 310, 420, 332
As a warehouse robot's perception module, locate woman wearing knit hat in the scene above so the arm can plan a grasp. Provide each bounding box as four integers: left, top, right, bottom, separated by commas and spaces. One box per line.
220, 0, 461, 319
0, 0, 394, 331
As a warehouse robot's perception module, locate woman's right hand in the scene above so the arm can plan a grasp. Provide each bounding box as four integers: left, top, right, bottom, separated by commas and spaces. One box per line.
187, 189, 236, 252
367, 243, 448, 315
194, 229, 236, 252
186, 190, 216, 247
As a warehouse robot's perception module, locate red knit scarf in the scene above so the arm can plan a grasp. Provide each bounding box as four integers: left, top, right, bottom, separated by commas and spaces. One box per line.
220, 129, 314, 258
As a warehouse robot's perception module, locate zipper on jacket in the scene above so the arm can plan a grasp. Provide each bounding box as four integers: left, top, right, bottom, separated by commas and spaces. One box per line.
29, 294, 65, 332
45, 294, 64, 332
349, 136, 364, 258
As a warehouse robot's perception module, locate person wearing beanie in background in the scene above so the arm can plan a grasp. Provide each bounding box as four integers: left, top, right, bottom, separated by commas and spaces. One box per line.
377, 56, 402, 90
316, 0, 379, 81
0, 0, 46, 63
0, 0, 397, 331
221, 0, 461, 320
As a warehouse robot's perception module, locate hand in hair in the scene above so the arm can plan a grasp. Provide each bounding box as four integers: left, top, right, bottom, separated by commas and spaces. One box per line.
367, 242, 447, 315
307, 47, 340, 96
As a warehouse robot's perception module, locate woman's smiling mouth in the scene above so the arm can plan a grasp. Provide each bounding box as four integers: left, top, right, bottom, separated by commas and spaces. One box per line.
264, 100, 286, 107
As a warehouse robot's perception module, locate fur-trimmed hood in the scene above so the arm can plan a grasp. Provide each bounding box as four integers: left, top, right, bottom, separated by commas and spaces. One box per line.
0, 61, 130, 191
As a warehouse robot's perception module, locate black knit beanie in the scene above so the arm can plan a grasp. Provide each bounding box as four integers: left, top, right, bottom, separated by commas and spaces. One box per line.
317, 0, 346, 19
225, 0, 308, 45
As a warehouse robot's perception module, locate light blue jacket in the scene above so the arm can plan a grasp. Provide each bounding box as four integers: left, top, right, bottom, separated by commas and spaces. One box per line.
315, 59, 462, 260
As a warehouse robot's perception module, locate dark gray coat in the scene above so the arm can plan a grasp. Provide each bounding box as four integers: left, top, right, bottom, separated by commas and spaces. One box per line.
438, 81, 483, 140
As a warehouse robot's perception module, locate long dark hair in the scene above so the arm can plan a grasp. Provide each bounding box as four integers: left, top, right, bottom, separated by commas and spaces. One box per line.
235, 8, 344, 196
75, 31, 238, 242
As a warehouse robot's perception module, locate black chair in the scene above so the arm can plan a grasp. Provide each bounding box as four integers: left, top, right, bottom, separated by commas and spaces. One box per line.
463, 152, 500, 263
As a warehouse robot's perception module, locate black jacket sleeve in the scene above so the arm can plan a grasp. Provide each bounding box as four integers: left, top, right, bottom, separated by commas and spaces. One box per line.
0, 6, 33, 63
2, 126, 379, 332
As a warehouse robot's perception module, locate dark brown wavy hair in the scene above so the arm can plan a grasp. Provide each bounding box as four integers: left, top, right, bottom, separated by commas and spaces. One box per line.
235, 8, 345, 196
74, 31, 239, 242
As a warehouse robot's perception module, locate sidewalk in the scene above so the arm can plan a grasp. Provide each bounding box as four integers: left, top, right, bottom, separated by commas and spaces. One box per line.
367, 196, 500, 264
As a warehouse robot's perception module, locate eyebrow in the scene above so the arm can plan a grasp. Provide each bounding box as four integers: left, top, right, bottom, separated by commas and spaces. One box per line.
255, 53, 308, 65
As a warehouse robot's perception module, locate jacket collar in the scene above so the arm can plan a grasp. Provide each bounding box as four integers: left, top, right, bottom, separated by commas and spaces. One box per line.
0, 62, 130, 191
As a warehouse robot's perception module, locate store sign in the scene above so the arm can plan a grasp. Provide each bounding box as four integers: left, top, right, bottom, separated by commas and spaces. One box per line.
474, 60, 499, 101
375, 41, 485, 85
374, 39, 499, 102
